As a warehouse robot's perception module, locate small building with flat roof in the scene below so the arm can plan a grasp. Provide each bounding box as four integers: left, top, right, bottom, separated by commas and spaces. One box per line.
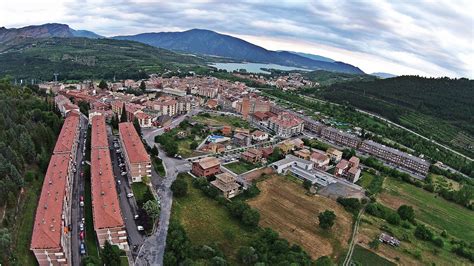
211, 172, 240, 199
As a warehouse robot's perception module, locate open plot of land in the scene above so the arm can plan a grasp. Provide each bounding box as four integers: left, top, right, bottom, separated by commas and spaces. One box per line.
379, 177, 474, 240
351, 244, 396, 266
192, 113, 251, 128
171, 174, 254, 263
248, 175, 353, 260
224, 161, 258, 175
358, 213, 471, 265
430, 173, 461, 191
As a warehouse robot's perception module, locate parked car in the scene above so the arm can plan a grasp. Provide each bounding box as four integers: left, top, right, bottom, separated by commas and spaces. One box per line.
117, 179, 121, 185
79, 196, 84, 207
119, 163, 125, 167
79, 222, 84, 231
137, 225, 144, 231
79, 231, 84, 240
127, 193, 134, 198
80, 242, 86, 255
121, 171, 127, 176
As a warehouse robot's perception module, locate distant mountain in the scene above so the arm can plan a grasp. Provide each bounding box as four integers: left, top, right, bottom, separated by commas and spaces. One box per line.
371, 72, 397, 79
0, 23, 102, 44
113, 29, 364, 74
283, 51, 335, 62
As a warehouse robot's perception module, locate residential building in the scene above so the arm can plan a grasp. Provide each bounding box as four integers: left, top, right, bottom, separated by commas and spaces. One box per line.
30, 114, 80, 265
310, 151, 330, 169
294, 149, 311, 160
303, 118, 326, 134
241, 148, 263, 164
119, 122, 152, 183
153, 99, 178, 117
233, 133, 251, 147
134, 112, 152, 128
326, 148, 343, 162
360, 140, 430, 175
321, 127, 361, 149
163, 87, 187, 97
251, 130, 269, 142
268, 112, 304, 138
91, 116, 128, 249
222, 126, 232, 136
211, 172, 240, 199
271, 154, 313, 174
335, 156, 361, 183
192, 157, 221, 177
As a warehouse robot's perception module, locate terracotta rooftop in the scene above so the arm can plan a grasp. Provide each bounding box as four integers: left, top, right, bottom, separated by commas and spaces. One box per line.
194, 157, 220, 169
336, 159, 349, 170
349, 156, 360, 167
53, 114, 80, 155
91, 148, 124, 229
118, 122, 150, 164
311, 152, 329, 162
348, 166, 360, 175
91, 115, 108, 149
31, 154, 70, 250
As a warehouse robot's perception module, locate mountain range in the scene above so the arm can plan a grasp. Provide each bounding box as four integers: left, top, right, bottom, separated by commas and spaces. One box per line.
0, 23, 364, 75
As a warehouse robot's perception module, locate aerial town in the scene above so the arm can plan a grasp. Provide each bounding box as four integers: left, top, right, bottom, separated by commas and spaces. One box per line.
29, 72, 434, 265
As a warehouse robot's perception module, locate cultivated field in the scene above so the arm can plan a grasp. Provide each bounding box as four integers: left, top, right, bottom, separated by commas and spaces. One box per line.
247, 175, 353, 260
379, 177, 474, 240
192, 113, 251, 128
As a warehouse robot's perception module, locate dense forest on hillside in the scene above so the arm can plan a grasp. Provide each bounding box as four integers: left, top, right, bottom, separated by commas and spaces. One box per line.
303, 76, 474, 157
0, 78, 63, 264
303, 70, 376, 86
0, 37, 205, 81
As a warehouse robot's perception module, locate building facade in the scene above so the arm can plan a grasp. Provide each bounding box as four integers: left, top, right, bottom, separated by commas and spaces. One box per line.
119, 122, 152, 182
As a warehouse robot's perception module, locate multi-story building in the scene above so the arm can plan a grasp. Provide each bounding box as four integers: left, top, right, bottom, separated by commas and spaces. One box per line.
240, 148, 263, 164
268, 112, 304, 138
211, 172, 240, 199
360, 140, 430, 175
119, 122, 152, 183
310, 151, 330, 169
31, 114, 80, 265
91, 117, 128, 249
192, 157, 221, 177
196, 87, 218, 98
302, 118, 326, 134
153, 99, 178, 117
321, 127, 361, 149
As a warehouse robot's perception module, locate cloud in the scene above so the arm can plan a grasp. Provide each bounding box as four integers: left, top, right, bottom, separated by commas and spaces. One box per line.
0, 0, 472, 77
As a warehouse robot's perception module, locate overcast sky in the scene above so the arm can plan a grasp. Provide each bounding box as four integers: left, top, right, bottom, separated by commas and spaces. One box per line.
1, 0, 473, 78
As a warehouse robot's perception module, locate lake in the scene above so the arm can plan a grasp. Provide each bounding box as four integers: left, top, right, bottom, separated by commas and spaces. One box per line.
208, 62, 309, 74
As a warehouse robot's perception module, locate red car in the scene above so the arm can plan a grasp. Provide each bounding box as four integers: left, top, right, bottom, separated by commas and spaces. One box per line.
79, 231, 84, 240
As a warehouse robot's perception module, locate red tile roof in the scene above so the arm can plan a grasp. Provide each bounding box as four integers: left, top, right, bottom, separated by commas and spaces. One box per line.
119, 122, 150, 163
53, 115, 79, 154
91, 148, 124, 229
336, 159, 349, 170
91, 115, 108, 149
31, 154, 70, 249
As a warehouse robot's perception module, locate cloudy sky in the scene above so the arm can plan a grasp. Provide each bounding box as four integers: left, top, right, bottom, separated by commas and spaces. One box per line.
1, 0, 473, 77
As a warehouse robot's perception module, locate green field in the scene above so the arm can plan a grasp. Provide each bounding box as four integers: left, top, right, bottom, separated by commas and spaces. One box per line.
132, 182, 151, 204
193, 113, 251, 129
171, 174, 254, 263
356, 172, 374, 188
224, 161, 258, 174
351, 245, 396, 266
380, 177, 474, 240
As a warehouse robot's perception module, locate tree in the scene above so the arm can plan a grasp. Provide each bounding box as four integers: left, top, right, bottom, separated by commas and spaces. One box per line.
397, 205, 415, 222
368, 238, 380, 250
133, 118, 142, 136
414, 224, 433, 241
386, 212, 401, 225
242, 208, 260, 226
315, 256, 333, 266
342, 148, 356, 160
0, 228, 11, 255
190, 141, 199, 150
318, 210, 336, 229
120, 103, 127, 122
139, 80, 146, 92
143, 200, 160, 222
111, 114, 119, 130
171, 178, 188, 197
150, 146, 159, 157
101, 240, 121, 266
267, 147, 283, 163
303, 179, 312, 190
98, 80, 108, 89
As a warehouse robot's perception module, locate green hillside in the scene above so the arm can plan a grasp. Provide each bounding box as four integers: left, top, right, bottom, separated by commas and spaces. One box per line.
0, 37, 205, 81
303, 76, 474, 157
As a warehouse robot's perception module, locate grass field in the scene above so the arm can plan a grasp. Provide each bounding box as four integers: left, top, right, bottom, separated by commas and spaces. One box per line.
379, 177, 474, 240
248, 175, 353, 261
351, 245, 396, 266
132, 182, 151, 204
11, 177, 42, 265
356, 172, 375, 188
171, 174, 254, 263
224, 161, 258, 174
193, 113, 251, 129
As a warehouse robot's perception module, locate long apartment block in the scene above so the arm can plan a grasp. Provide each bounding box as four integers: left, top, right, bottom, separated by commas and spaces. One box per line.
31, 112, 80, 266
91, 115, 128, 250
320, 127, 361, 149
118, 122, 152, 183
360, 140, 430, 175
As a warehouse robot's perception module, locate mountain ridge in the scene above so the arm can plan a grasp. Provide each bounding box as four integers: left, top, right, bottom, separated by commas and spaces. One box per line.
113, 28, 364, 74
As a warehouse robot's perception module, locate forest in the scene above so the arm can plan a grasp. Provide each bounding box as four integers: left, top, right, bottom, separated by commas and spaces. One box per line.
0, 78, 63, 264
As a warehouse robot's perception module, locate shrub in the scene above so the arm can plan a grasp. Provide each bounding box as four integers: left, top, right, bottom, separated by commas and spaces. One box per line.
397, 205, 415, 223
336, 197, 362, 215
171, 178, 188, 197
318, 210, 336, 229
433, 237, 444, 248
414, 224, 433, 241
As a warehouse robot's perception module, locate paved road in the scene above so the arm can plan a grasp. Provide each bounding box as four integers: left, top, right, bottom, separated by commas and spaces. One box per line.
107, 126, 145, 258
71, 115, 88, 266
135, 147, 191, 266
